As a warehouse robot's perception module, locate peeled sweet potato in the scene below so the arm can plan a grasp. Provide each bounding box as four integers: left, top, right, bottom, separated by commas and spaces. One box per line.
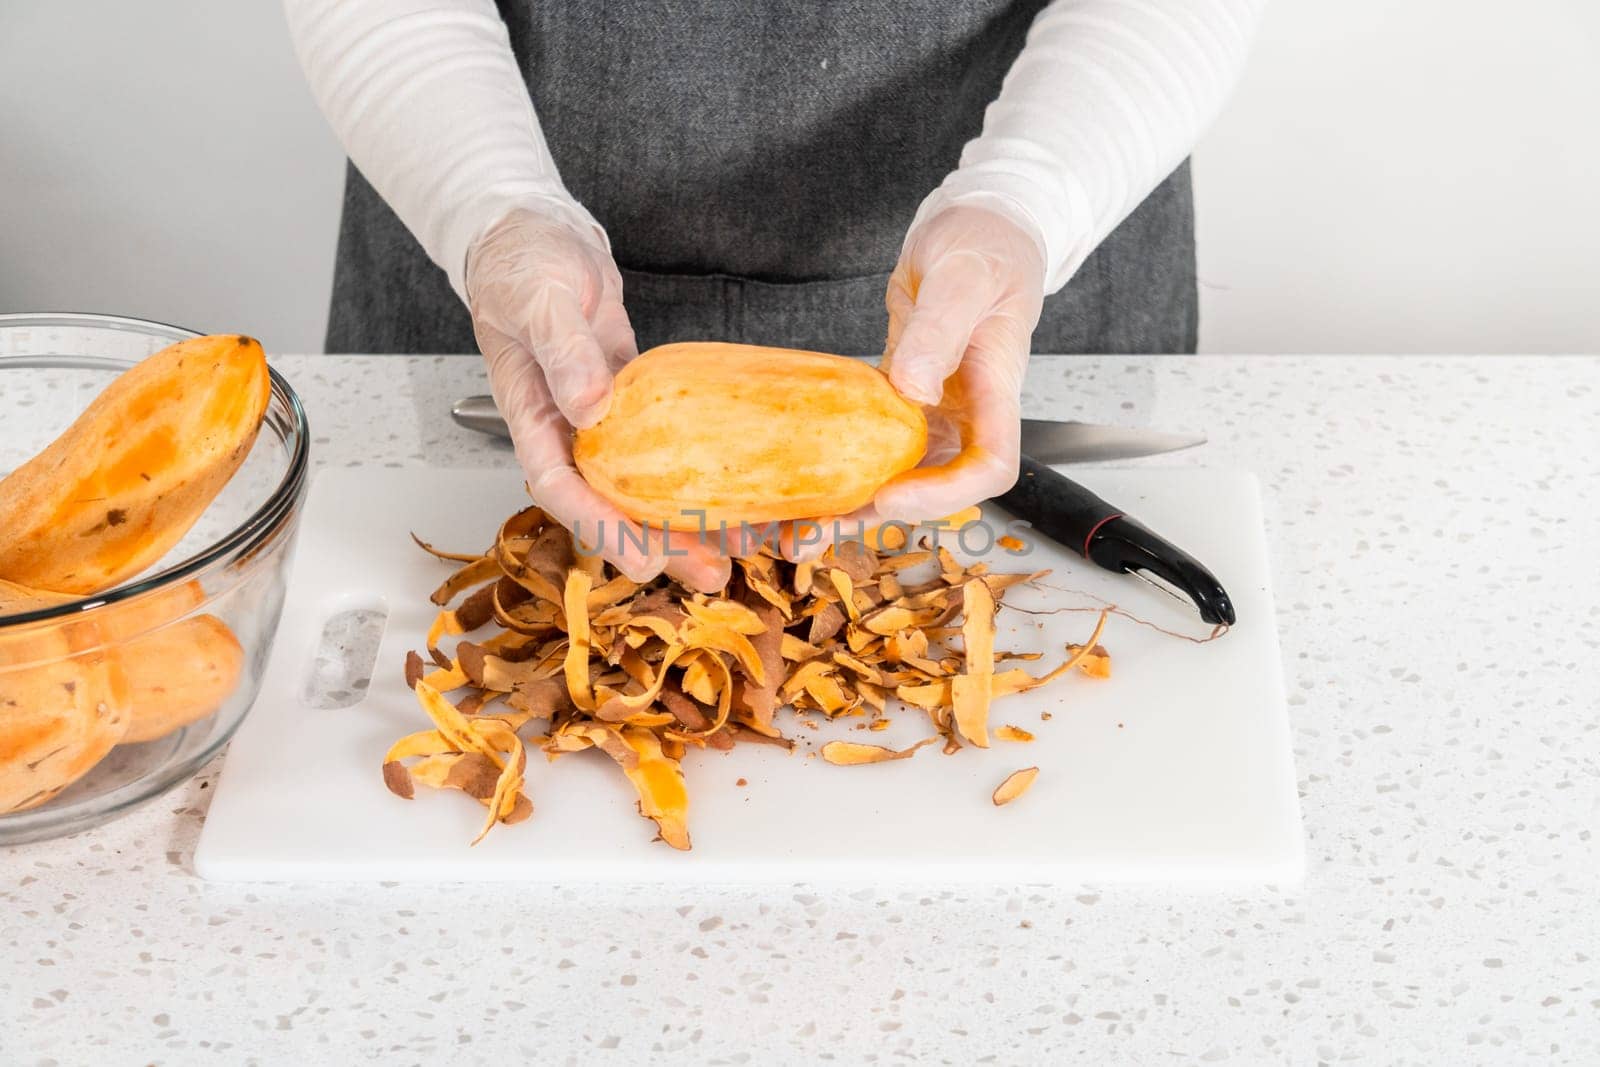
0, 632, 130, 812
118, 614, 244, 744
85, 580, 207, 644
1, 576, 238, 752
0, 582, 81, 675
0, 334, 271, 594
1, 575, 204, 676
2, 577, 203, 633
573, 343, 926, 526
0, 577, 74, 618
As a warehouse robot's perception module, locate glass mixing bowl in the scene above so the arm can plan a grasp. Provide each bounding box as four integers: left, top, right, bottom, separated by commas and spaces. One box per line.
0, 313, 309, 844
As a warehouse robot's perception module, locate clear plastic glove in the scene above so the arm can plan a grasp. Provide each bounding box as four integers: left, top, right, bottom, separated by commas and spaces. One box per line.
875, 204, 1046, 523
779, 205, 1045, 561
466, 207, 730, 591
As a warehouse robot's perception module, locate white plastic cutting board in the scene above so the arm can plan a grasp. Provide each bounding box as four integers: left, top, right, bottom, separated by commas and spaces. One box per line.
196, 466, 1303, 884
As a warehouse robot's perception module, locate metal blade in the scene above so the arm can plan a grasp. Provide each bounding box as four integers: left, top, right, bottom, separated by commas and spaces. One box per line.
453, 395, 1207, 462
1020, 419, 1206, 464
452, 395, 512, 439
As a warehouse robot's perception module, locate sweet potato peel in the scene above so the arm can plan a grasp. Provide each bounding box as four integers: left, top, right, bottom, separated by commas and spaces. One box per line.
387, 504, 1115, 848
993, 767, 1040, 806
951, 578, 996, 748
820, 737, 938, 766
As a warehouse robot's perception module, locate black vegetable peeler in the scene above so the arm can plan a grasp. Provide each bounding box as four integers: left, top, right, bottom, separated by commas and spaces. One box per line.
994, 455, 1237, 626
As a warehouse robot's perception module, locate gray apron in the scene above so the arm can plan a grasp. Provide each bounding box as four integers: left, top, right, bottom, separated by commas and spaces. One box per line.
326, 2, 1197, 355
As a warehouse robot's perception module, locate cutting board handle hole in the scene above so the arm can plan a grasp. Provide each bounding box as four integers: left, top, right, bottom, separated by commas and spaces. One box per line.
301, 603, 389, 710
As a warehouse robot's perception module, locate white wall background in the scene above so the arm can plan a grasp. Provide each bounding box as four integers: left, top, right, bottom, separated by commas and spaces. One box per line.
1194, 0, 1600, 353
3, 1, 1597, 355
0, 2, 344, 350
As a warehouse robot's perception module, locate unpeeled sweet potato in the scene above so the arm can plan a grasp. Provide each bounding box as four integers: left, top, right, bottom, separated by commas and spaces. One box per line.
573, 343, 927, 526
0, 334, 271, 594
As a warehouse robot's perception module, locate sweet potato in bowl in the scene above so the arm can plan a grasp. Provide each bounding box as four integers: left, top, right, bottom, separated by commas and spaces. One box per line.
0, 334, 271, 595
0, 578, 246, 772
0, 319, 306, 831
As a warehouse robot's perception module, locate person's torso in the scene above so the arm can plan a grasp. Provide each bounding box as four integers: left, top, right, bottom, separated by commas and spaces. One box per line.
497, 1, 1046, 282
328, 2, 1197, 355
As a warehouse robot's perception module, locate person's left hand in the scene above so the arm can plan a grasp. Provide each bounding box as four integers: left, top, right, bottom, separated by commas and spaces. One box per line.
781, 205, 1045, 560
878, 203, 1045, 518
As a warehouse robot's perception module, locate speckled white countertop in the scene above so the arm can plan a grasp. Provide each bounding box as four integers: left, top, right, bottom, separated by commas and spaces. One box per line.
3, 355, 1597, 1066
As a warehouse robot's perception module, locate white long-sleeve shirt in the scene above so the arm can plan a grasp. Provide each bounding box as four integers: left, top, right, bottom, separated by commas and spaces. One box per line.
284, 0, 1264, 301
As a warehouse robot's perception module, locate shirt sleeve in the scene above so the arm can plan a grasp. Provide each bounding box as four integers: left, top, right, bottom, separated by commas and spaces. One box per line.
908, 0, 1268, 294
282, 0, 605, 303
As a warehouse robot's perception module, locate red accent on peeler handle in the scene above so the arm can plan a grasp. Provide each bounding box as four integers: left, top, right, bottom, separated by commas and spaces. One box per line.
1081, 513, 1124, 559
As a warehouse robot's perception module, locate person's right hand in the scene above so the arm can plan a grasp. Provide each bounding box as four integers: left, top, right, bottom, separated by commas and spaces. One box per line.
466, 207, 730, 591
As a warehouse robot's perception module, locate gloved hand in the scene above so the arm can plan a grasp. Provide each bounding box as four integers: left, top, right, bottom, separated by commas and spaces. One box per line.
874, 204, 1046, 524
466, 207, 730, 591
776, 205, 1045, 561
